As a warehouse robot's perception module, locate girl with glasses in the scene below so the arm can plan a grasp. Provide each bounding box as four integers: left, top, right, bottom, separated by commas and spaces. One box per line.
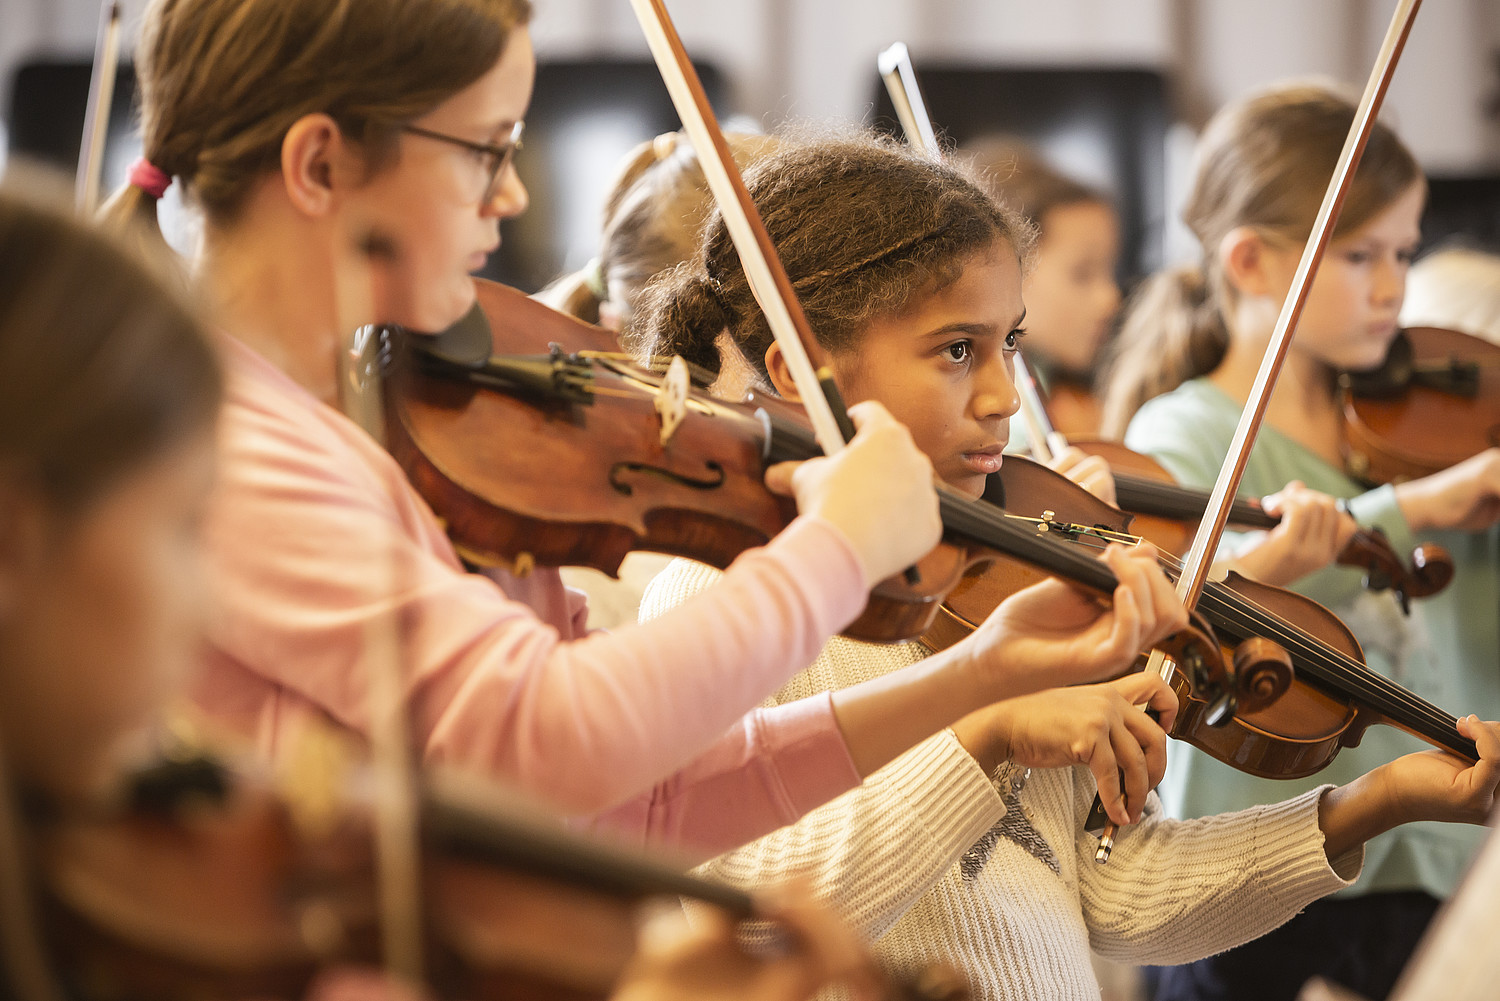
99, 0, 1184, 862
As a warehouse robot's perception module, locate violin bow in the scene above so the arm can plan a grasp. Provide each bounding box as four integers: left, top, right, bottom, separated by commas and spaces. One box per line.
878, 44, 1064, 466
1092, 0, 1427, 862
75, 1, 122, 215
877, 43, 941, 157
329, 225, 424, 980
627, 0, 854, 455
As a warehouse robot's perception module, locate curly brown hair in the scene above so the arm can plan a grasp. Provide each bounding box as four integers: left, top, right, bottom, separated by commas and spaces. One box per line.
630, 130, 1035, 388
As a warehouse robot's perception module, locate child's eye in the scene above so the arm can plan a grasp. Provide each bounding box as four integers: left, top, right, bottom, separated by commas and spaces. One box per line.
1397, 246, 1419, 265
1343, 249, 1373, 266
944, 341, 973, 364
1005, 327, 1027, 351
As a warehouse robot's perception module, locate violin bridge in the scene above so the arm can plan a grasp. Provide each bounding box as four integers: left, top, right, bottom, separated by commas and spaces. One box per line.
655, 355, 691, 446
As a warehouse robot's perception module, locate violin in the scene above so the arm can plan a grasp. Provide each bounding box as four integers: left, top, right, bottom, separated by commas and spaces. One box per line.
927, 457, 1479, 781
1010, 340, 1453, 610
31, 753, 967, 1001
1058, 438, 1454, 611
379, 278, 1264, 714
1339, 326, 1500, 485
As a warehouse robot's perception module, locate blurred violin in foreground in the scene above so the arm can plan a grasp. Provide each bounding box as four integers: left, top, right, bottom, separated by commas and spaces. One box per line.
33, 752, 969, 1001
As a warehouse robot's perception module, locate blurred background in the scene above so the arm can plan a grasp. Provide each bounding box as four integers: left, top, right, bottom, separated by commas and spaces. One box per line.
2, 0, 1497, 294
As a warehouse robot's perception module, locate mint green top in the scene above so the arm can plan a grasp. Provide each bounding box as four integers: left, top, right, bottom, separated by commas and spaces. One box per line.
1126, 378, 1500, 899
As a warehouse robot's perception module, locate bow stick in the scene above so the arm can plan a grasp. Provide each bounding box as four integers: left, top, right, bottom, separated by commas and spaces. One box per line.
627, 0, 854, 455
877, 43, 940, 156
75, 1, 122, 215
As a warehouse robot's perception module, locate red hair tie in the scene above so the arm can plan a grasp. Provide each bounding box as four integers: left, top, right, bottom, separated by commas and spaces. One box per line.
127, 158, 172, 200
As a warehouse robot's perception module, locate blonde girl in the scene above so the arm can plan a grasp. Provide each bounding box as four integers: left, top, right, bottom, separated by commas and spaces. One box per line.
1103, 83, 1500, 1001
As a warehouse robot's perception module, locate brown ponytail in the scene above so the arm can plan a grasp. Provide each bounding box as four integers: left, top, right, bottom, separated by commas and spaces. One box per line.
1097, 264, 1227, 438
99, 0, 530, 248
1097, 81, 1421, 433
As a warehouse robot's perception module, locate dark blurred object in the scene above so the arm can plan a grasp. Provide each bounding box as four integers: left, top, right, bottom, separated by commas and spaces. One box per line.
1419, 174, 1500, 257
483, 58, 732, 292
7, 58, 139, 179
870, 65, 1168, 286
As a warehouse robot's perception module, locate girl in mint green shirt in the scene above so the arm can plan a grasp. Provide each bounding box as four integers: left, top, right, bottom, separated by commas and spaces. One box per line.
1103, 83, 1500, 1001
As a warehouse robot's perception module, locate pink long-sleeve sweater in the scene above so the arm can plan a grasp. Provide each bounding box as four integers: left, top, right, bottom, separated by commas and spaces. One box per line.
190, 335, 866, 858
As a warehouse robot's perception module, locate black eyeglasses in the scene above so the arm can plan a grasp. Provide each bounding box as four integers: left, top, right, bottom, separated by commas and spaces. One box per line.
401, 120, 524, 204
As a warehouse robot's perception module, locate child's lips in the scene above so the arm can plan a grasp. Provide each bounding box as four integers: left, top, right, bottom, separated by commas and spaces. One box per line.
961, 446, 1006, 475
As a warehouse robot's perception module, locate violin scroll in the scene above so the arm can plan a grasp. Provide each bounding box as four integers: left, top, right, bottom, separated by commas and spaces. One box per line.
1231, 637, 1295, 715
1335, 526, 1453, 614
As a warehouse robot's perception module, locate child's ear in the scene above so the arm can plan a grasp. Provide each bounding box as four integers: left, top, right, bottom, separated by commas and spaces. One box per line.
762, 343, 802, 401
1219, 226, 1279, 299
280, 112, 352, 217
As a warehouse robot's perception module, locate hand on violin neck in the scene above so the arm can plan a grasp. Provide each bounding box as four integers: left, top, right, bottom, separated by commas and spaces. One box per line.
954, 542, 1188, 699
1392, 447, 1500, 534
764, 401, 940, 586
950, 673, 1177, 825
1044, 446, 1118, 507
1318, 715, 1500, 861
1233, 482, 1357, 587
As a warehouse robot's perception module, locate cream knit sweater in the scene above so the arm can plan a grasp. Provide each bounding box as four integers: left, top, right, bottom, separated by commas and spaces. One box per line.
642, 558, 1364, 1001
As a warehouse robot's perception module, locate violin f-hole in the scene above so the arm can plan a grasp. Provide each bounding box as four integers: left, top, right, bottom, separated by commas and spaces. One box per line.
609, 461, 726, 496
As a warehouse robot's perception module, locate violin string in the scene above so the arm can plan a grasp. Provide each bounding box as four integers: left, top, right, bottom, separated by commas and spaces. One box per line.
580, 356, 1466, 753
1146, 546, 1460, 733
996, 511, 1463, 749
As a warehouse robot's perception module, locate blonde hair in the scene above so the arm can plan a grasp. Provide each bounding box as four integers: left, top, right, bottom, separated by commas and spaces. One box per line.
632, 130, 1034, 384
538, 131, 777, 326
100, 0, 531, 255
1098, 83, 1421, 437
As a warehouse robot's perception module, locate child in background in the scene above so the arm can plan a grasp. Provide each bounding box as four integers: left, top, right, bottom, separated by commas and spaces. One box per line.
1101, 82, 1500, 1001
964, 138, 1121, 436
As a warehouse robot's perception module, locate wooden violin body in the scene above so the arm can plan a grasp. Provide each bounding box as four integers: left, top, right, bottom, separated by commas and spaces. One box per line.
1340, 326, 1500, 485
380, 283, 971, 644
973, 457, 1477, 779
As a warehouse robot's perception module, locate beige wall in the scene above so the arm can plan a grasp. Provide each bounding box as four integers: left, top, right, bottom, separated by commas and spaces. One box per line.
3, 0, 1495, 236
4, 1, 1497, 169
